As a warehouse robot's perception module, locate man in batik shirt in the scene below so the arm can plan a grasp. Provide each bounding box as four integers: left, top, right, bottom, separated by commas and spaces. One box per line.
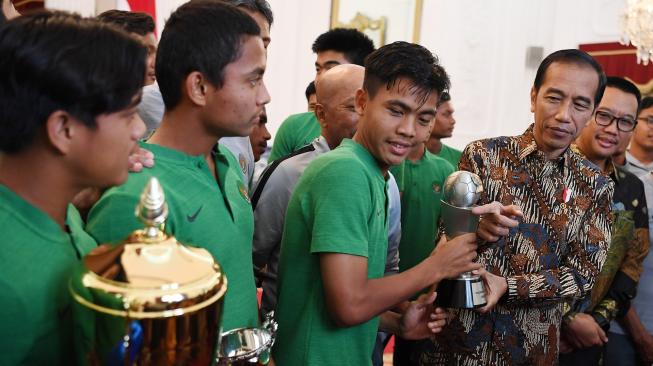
560, 77, 649, 365
422, 49, 614, 366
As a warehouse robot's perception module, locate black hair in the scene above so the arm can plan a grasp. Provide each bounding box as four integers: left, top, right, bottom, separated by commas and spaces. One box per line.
605, 76, 641, 112
363, 41, 450, 105
305, 80, 316, 101
639, 96, 653, 115
534, 49, 606, 106
225, 0, 273, 26
311, 28, 375, 65
97, 10, 155, 36
437, 90, 451, 107
156, 0, 260, 110
0, 10, 146, 153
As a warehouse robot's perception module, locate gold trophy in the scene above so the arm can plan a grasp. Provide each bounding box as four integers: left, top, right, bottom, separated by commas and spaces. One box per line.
70, 177, 227, 365
436, 171, 487, 309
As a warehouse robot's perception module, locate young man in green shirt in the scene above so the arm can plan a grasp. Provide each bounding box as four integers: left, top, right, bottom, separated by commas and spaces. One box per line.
390, 100, 456, 365
426, 91, 463, 167
0, 11, 147, 365
268, 28, 375, 162
272, 41, 488, 366
87, 1, 270, 333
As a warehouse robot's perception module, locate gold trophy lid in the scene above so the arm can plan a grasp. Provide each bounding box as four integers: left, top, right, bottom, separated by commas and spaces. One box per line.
70, 177, 227, 319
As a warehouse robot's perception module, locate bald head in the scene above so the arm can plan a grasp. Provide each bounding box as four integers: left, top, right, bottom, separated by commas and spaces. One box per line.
314, 64, 365, 149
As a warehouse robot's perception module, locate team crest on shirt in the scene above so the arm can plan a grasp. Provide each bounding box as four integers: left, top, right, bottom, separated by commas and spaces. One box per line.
238, 182, 251, 204
432, 182, 442, 194
238, 153, 247, 175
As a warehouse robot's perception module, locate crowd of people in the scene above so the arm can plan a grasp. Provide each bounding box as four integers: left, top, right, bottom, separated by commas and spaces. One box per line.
1, 0, 653, 365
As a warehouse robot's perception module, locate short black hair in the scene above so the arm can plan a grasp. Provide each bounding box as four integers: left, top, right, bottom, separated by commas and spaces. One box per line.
97, 9, 155, 36
639, 96, 653, 115
225, 0, 273, 26
605, 76, 641, 112
363, 41, 450, 105
437, 90, 451, 107
312, 28, 375, 66
305, 81, 316, 101
156, 0, 260, 110
0, 10, 146, 153
534, 49, 606, 106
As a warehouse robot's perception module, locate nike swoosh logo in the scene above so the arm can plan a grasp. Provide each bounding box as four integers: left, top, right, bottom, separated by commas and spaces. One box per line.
187, 205, 203, 222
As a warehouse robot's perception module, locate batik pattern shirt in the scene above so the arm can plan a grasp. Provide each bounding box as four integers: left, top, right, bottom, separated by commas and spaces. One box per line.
422, 125, 614, 366
562, 159, 649, 330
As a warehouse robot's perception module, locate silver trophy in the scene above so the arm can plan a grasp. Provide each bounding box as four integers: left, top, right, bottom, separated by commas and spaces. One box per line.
215, 312, 278, 365
436, 171, 487, 308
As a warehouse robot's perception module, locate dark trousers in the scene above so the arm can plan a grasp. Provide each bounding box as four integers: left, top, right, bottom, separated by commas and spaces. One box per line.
559, 345, 603, 366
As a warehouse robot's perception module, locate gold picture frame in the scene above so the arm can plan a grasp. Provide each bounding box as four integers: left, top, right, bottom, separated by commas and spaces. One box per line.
330, 0, 423, 47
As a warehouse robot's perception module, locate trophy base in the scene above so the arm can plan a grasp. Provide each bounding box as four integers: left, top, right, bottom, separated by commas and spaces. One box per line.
436, 275, 487, 309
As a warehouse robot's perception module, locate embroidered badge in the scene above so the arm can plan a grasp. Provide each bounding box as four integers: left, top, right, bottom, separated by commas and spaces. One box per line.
238, 153, 247, 175
239, 183, 251, 204
432, 182, 442, 194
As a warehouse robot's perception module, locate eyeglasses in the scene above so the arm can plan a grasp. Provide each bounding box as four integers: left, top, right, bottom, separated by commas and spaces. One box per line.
594, 110, 637, 132
637, 116, 653, 127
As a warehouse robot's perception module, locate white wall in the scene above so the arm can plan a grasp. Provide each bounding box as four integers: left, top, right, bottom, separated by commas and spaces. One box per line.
44, 0, 629, 149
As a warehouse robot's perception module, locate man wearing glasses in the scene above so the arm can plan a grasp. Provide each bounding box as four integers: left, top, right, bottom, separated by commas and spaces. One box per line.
604, 95, 653, 365
559, 77, 650, 366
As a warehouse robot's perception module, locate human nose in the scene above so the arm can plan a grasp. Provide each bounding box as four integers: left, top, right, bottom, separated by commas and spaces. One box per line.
258, 80, 271, 106
397, 116, 416, 138
133, 114, 146, 140
554, 100, 573, 123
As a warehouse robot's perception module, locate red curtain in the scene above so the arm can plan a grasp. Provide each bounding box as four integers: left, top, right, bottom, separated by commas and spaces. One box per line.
126, 0, 156, 25
580, 42, 653, 96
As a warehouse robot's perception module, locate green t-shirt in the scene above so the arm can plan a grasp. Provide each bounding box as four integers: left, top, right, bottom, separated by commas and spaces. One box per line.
86, 142, 258, 332
272, 139, 389, 366
268, 111, 321, 162
436, 143, 462, 168
0, 185, 97, 366
390, 151, 455, 273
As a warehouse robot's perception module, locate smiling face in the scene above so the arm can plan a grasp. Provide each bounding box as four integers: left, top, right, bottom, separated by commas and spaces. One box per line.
354, 77, 438, 173
70, 94, 146, 187
633, 106, 653, 153
530, 61, 599, 159
203, 35, 270, 138
576, 86, 638, 167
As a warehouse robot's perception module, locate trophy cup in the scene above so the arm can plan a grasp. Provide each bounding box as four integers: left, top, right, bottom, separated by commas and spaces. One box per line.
436, 171, 487, 309
70, 177, 227, 365
215, 311, 278, 365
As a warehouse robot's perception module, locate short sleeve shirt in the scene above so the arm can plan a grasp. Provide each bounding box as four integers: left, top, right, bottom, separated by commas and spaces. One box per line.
86, 142, 258, 332
435, 143, 462, 168
272, 139, 388, 366
0, 185, 96, 366
268, 112, 321, 162
389, 150, 454, 273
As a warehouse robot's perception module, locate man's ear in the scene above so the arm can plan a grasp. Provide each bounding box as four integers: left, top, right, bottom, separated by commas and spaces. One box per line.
45, 110, 76, 154
530, 87, 537, 113
355, 88, 367, 115
315, 103, 327, 129
185, 71, 209, 107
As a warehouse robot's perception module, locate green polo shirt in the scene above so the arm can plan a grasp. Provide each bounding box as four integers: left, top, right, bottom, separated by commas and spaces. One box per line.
436, 143, 462, 168
86, 142, 258, 332
390, 150, 455, 273
269, 111, 321, 162
0, 185, 97, 366
272, 139, 389, 366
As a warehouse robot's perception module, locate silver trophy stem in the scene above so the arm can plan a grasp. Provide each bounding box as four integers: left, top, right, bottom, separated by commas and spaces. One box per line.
437, 199, 487, 308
